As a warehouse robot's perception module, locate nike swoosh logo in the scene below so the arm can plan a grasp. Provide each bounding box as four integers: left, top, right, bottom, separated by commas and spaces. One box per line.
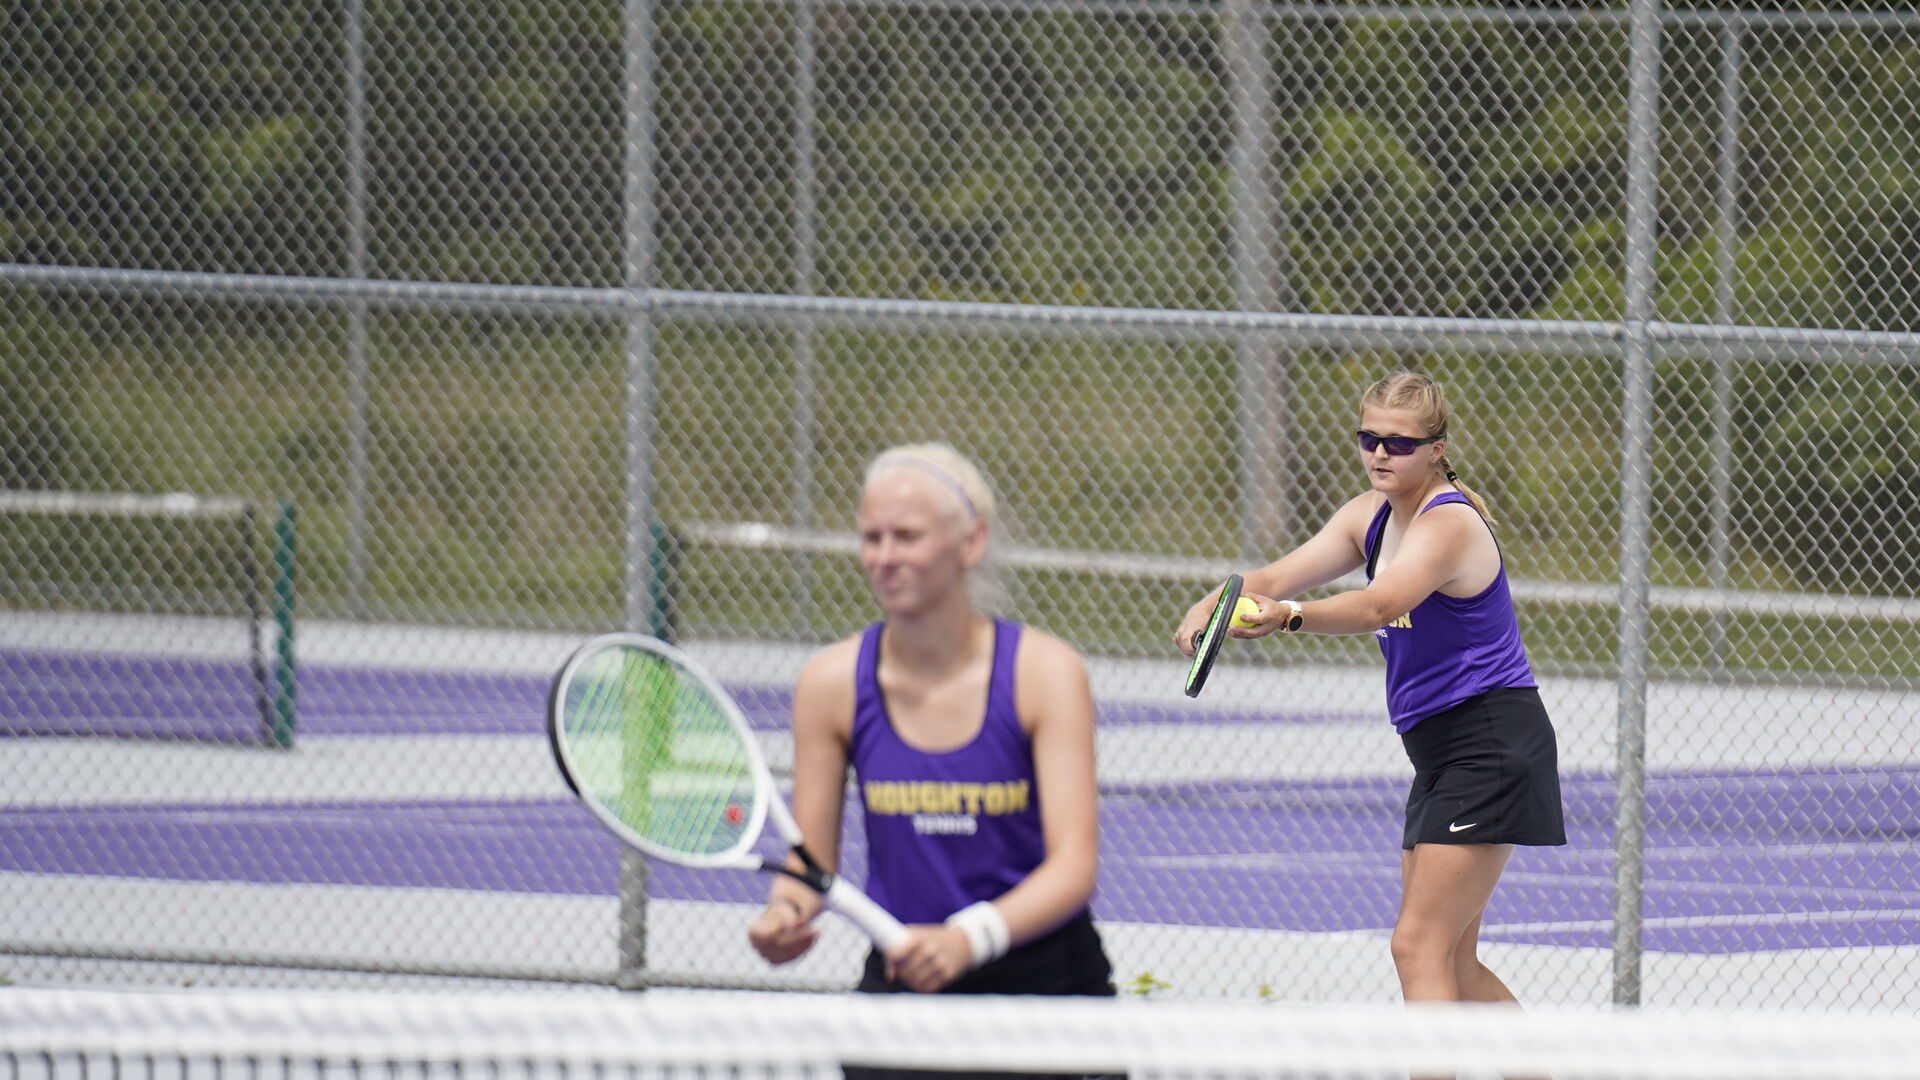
1447, 822, 1478, 833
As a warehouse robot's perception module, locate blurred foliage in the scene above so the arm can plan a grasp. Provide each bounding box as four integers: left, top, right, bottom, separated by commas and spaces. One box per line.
9, 0, 1916, 316
5, 0, 1920, 629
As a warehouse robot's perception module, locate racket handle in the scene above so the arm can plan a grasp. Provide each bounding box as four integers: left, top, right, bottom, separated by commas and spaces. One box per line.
824, 878, 910, 951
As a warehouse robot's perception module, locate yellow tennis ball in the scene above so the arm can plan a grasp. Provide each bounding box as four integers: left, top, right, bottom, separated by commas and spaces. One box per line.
1232, 596, 1260, 628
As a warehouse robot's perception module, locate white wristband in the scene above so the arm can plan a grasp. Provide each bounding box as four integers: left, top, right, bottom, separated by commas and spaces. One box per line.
945, 901, 1011, 968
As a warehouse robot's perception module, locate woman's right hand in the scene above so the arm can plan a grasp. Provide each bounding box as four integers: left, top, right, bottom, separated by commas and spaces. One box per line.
1174, 596, 1215, 658
748, 898, 821, 965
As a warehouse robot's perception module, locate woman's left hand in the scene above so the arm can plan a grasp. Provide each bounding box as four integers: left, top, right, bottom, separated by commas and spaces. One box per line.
884, 925, 974, 993
1228, 591, 1284, 639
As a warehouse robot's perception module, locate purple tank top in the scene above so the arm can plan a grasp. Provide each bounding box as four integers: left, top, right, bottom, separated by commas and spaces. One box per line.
850, 618, 1049, 925
1364, 492, 1536, 733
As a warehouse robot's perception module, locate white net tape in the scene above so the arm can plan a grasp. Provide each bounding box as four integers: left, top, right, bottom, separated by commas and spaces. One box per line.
6, 988, 1920, 1080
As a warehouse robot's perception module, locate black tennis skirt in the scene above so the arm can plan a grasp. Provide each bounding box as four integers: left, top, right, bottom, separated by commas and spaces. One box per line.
1400, 686, 1567, 849
849, 912, 1117, 1080
856, 909, 1115, 997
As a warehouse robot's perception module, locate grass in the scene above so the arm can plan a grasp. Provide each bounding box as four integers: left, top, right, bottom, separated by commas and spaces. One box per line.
5, 296, 1915, 681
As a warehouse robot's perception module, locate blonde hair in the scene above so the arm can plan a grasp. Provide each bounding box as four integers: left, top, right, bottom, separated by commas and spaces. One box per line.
862, 442, 1010, 612
1360, 372, 1496, 525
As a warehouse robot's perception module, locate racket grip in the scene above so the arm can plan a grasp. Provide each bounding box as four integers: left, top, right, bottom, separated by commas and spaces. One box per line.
824, 878, 910, 951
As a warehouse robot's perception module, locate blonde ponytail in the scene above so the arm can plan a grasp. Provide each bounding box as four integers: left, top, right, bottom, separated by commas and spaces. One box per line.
1438, 453, 1496, 527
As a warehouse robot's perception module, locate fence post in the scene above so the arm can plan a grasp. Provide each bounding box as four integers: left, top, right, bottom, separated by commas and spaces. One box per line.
271, 500, 299, 750
1224, 0, 1293, 560
619, 0, 660, 994
792, 0, 820, 639
1707, 24, 1745, 680
1613, 0, 1665, 1008
344, 0, 372, 620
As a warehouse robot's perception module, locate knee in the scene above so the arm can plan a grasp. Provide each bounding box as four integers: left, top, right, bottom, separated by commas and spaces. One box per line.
1389, 924, 1452, 974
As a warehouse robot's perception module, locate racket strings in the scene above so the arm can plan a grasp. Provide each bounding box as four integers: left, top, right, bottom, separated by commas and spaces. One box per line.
563, 648, 762, 858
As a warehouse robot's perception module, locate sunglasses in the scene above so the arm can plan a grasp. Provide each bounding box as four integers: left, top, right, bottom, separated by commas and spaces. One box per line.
1356, 429, 1445, 456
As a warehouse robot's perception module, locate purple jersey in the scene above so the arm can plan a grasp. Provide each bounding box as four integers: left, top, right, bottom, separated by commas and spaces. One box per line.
1365, 492, 1537, 733
850, 618, 1049, 925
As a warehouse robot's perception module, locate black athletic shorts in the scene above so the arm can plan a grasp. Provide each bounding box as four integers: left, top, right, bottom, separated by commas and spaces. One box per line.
1400, 686, 1567, 849
847, 911, 1117, 1080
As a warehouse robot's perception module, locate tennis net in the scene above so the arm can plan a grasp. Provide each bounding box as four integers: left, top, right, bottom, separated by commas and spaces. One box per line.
6, 987, 1919, 1080
0, 490, 296, 747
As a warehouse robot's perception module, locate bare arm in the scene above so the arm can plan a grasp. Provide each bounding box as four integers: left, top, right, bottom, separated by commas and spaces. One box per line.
748, 640, 856, 964
1176, 493, 1375, 655
989, 630, 1099, 943
777, 643, 856, 908
1242, 493, 1375, 600
1268, 502, 1479, 636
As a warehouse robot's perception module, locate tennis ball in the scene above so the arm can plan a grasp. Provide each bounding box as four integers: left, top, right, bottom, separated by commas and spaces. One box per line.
1232, 596, 1260, 628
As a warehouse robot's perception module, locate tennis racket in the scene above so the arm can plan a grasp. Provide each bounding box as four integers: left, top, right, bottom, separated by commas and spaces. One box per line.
548, 632, 908, 950
1183, 573, 1243, 698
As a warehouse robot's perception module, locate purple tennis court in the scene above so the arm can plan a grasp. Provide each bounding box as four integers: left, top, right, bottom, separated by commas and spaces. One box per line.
7, 647, 1918, 960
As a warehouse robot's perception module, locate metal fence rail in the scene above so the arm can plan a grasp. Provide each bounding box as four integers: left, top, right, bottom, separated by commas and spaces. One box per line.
4, 0, 1917, 1011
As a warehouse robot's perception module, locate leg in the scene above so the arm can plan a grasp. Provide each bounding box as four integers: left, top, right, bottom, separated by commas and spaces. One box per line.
1451, 910, 1520, 1005
1392, 843, 1513, 1003
1447, 875, 1546, 1080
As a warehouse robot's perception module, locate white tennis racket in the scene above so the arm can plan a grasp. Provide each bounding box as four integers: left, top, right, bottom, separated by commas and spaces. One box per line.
547, 632, 907, 950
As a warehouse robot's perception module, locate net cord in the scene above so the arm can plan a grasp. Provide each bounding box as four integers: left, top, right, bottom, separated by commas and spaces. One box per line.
5, 989, 1919, 1080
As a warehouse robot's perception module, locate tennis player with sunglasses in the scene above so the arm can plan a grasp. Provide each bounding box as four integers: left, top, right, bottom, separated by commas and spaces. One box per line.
1175, 371, 1565, 1010
749, 443, 1116, 1051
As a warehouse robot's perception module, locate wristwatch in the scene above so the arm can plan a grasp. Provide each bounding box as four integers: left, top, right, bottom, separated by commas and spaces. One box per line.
1279, 600, 1305, 633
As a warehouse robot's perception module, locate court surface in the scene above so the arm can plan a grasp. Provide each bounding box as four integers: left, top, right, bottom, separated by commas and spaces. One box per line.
4, 616, 1917, 1004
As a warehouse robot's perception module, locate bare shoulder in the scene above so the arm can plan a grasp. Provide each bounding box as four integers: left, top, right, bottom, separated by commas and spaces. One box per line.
1013, 626, 1092, 734
1331, 489, 1388, 540
1407, 497, 1497, 570
796, 633, 862, 687
1412, 497, 1485, 540
1338, 489, 1388, 519
1014, 625, 1089, 681
792, 634, 863, 735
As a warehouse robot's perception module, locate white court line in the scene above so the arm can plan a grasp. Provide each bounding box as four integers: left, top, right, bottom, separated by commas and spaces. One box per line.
1652, 840, 1920, 860
1122, 855, 1920, 910
1494, 868, 1920, 908
1620, 769, 1920, 789
10, 872, 1918, 1006
1127, 851, 1395, 870
1486, 908, 1920, 938
1134, 846, 1917, 874
1, 736, 570, 806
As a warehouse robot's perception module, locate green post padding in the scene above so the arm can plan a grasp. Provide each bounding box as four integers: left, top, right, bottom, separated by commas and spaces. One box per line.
649, 519, 677, 643
270, 499, 298, 749
239, 501, 273, 747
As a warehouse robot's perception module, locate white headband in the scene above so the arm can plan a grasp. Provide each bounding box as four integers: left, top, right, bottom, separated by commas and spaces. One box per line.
876, 457, 979, 521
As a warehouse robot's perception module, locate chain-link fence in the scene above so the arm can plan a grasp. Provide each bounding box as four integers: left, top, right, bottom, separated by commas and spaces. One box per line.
3, 0, 1916, 1011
